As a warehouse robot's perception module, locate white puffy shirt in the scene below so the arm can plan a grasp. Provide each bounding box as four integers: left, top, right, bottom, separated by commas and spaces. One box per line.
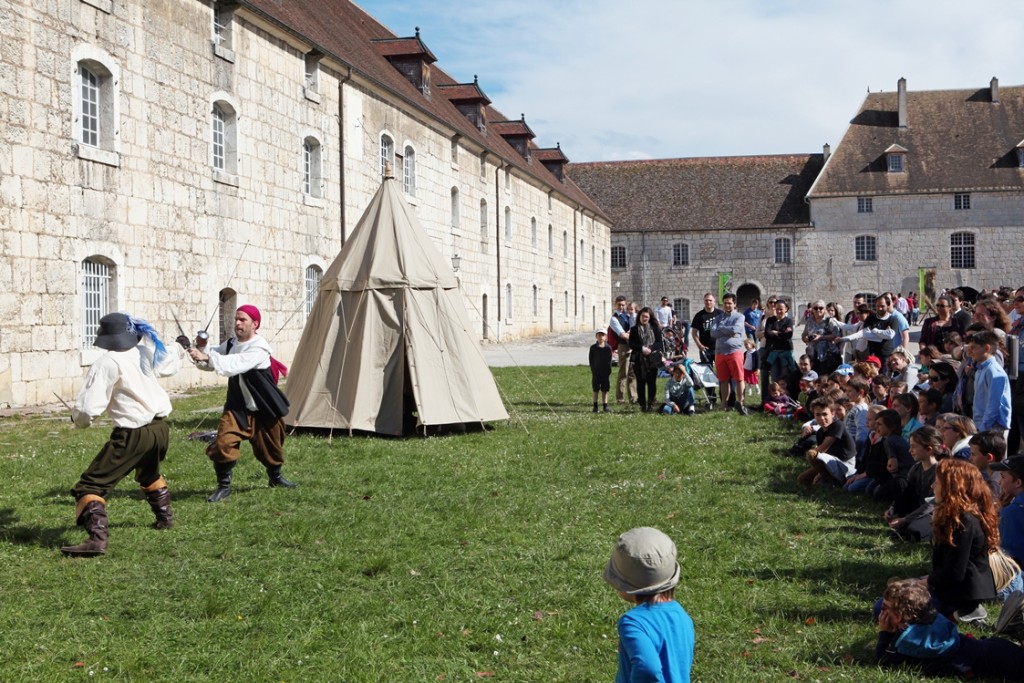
73, 342, 181, 429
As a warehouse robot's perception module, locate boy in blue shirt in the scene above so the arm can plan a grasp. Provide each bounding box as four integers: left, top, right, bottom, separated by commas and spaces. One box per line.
605, 527, 695, 683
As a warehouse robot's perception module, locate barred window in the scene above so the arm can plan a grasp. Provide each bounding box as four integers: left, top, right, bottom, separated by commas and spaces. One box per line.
672, 243, 689, 267
950, 232, 975, 269
774, 237, 792, 264
304, 265, 322, 317
854, 235, 877, 261
81, 258, 113, 349
954, 193, 970, 210
857, 197, 873, 213
611, 245, 626, 269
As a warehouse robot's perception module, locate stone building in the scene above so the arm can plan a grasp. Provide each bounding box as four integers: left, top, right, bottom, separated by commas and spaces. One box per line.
572, 77, 1024, 321
569, 154, 823, 320
0, 0, 611, 407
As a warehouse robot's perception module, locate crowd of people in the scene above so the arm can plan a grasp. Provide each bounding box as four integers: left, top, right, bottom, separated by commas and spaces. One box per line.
597, 286, 1024, 680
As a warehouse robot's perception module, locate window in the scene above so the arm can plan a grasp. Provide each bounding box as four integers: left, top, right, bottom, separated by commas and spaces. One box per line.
564, 290, 568, 318
857, 197, 873, 213
1018, 147, 1024, 168
547, 225, 553, 254
209, 100, 238, 179
304, 265, 322, 317
591, 245, 595, 271
450, 187, 460, 231
304, 52, 320, 94
403, 145, 416, 195
79, 65, 100, 147
72, 50, 121, 166
864, 293, 878, 308
81, 257, 114, 349
479, 152, 487, 179
504, 166, 511, 191
302, 137, 323, 198
562, 231, 567, 258
504, 207, 512, 240
611, 245, 626, 269
774, 237, 792, 264
673, 298, 690, 322
854, 235, 877, 262
530, 218, 537, 249
532, 285, 538, 317
212, 4, 235, 60
450, 136, 459, 163
887, 153, 904, 173
379, 133, 394, 178
218, 288, 237, 344
672, 243, 689, 267
480, 200, 488, 242
954, 193, 970, 210
580, 239, 585, 267
950, 232, 976, 269
505, 283, 513, 319
547, 192, 553, 212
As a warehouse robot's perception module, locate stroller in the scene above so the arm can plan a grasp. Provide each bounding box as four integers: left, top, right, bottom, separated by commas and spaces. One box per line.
687, 360, 720, 410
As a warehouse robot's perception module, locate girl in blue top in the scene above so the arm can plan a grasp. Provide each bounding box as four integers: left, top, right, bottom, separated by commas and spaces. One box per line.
604, 527, 695, 682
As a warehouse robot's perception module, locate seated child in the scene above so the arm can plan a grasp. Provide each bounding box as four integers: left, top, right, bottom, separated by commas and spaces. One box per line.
970, 430, 1007, 500
865, 410, 912, 502
872, 375, 890, 407
845, 404, 883, 493
763, 381, 796, 417
886, 426, 946, 542
916, 387, 942, 426
797, 397, 857, 486
604, 527, 695, 683
874, 578, 1024, 679
892, 392, 922, 439
662, 363, 696, 415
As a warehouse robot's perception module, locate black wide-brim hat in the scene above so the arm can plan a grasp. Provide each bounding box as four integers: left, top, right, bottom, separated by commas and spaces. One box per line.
94, 312, 142, 351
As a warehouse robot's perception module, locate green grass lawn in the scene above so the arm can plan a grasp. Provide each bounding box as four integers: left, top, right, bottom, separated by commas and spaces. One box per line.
0, 367, 1008, 681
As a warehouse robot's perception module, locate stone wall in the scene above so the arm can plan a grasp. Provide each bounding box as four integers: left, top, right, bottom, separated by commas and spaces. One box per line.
0, 0, 610, 407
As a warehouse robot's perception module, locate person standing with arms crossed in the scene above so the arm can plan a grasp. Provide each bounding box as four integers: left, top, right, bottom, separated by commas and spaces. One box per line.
187, 305, 296, 502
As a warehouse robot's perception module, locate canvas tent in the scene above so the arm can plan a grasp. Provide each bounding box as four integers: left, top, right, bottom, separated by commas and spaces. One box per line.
284, 177, 509, 435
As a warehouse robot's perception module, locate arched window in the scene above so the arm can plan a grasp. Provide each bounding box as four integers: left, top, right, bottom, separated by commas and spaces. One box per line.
950, 232, 976, 269
530, 217, 537, 248
218, 288, 237, 345
580, 239, 585, 266
532, 285, 538, 317
303, 137, 323, 198
505, 283, 513, 319
562, 231, 568, 258
81, 257, 115, 349
672, 243, 689, 267
450, 187, 460, 231
504, 207, 512, 240
379, 133, 394, 178
403, 145, 416, 195
854, 235, 877, 262
547, 225, 553, 254
774, 237, 792, 264
211, 100, 238, 175
73, 49, 121, 165
304, 265, 322, 317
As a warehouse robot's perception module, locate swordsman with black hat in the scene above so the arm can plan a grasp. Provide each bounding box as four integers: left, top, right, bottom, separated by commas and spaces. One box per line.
61, 312, 181, 557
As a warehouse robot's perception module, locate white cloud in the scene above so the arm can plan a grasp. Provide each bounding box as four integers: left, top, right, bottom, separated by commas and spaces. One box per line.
364, 0, 1024, 161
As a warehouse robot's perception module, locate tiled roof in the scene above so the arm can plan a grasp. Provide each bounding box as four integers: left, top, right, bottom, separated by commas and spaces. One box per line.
534, 147, 569, 163
437, 82, 490, 104
809, 83, 1024, 197
240, 0, 607, 219
491, 120, 535, 138
370, 36, 437, 62
569, 155, 823, 232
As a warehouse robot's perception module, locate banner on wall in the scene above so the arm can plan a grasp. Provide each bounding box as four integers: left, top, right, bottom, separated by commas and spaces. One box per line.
718, 271, 733, 301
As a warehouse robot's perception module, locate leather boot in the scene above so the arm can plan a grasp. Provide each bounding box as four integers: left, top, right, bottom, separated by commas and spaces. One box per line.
142, 477, 173, 529
267, 465, 297, 488
60, 499, 109, 557
207, 461, 235, 503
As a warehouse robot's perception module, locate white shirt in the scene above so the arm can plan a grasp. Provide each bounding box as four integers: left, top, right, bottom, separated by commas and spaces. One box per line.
200, 334, 273, 412
73, 342, 181, 429
656, 305, 673, 329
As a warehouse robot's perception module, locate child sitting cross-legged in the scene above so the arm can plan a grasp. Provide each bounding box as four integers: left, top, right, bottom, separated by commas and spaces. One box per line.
874, 578, 1024, 679
797, 397, 857, 487
763, 381, 796, 417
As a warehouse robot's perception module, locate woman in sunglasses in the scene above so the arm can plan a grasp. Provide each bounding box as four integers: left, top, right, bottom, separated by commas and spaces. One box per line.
919, 295, 963, 354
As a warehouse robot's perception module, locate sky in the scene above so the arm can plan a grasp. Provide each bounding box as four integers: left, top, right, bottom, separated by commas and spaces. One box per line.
360, 0, 1023, 163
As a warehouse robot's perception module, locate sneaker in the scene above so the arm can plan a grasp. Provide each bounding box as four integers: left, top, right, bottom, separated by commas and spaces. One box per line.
686, 406, 696, 415
592, 404, 598, 413
954, 604, 988, 624
603, 405, 612, 413
735, 403, 750, 416
996, 591, 1024, 634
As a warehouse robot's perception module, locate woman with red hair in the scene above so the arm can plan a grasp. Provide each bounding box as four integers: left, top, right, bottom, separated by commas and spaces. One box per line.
927, 458, 998, 621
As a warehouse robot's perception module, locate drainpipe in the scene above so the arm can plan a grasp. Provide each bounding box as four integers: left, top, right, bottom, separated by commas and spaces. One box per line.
338, 65, 352, 244
495, 161, 502, 340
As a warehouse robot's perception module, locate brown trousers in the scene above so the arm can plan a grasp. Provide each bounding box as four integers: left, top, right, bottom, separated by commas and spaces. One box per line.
206, 411, 285, 467
71, 418, 169, 501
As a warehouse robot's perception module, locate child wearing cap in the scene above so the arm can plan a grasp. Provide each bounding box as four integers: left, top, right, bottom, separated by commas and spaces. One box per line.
589, 330, 613, 413
604, 527, 695, 683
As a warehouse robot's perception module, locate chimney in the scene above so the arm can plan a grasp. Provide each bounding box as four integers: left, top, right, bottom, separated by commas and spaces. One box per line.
822, 143, 831, 163
897, 77, 907, 128
991, 77, 1000, 104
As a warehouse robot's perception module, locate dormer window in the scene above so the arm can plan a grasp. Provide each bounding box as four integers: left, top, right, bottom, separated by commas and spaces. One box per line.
370, 28, 437, 98
212, 3, 236, 62
1017, 139, 1024, 167
885, 144, 907, 173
